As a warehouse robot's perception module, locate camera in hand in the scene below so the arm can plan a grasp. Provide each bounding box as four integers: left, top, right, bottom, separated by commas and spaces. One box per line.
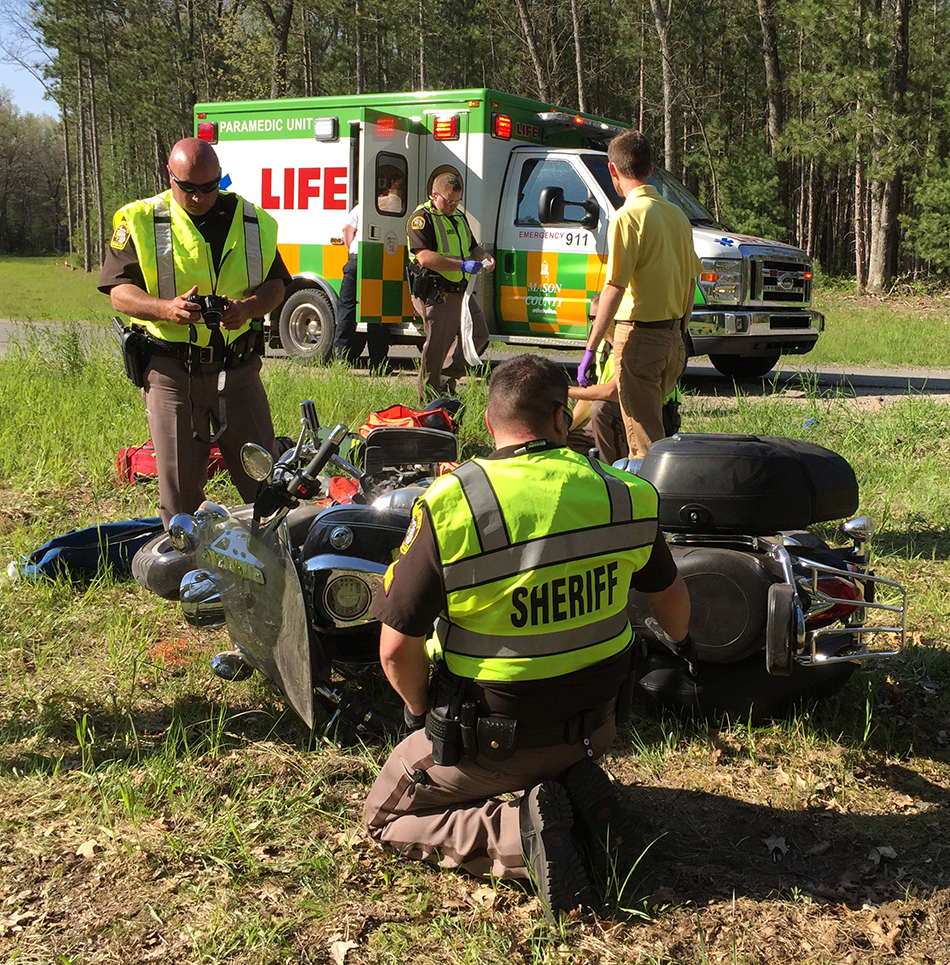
193, 294, 225, 329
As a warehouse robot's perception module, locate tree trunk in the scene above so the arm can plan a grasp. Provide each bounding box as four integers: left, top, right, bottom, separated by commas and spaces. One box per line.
569, 0, 585, 111
62, 108, 75, 258
76, 58, 91, 273
866, 0, 912, 293
755, 0, 788, 214
87, 60, 105, 266
514, 0, 548, 101
355, 0, 364, 94
257, 0, 295, 98
855, 130, 866, 293
648, 0, 676, 171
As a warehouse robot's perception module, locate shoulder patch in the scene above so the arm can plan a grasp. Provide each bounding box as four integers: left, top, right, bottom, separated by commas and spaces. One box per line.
399, 506, 423, 555
382, 559, 397, 594
410, 215, 426, 230
110, 222, 131, 250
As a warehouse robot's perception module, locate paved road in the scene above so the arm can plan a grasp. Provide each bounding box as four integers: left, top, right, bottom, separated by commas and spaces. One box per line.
4, 318, 949, 401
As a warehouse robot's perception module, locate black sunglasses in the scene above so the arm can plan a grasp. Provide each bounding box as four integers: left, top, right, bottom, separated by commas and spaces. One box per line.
169, 171, 221, 194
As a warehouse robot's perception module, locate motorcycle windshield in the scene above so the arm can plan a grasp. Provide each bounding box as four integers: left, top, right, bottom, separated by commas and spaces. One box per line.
200, 511, 314, 728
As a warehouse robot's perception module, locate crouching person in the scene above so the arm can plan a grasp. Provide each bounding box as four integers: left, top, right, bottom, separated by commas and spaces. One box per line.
363, 354, 691, 919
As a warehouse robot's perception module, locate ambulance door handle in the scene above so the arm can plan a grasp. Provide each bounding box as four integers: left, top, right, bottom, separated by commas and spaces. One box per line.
504, 252, 514, 273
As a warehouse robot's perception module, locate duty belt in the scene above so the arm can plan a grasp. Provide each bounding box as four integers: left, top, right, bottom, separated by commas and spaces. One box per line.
615, 317, 682, 330
144, 330, 259, 369
510, 697, 616, 748
429, 276, 467, 295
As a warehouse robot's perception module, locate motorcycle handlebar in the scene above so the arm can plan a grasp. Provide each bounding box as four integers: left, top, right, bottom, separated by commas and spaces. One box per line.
289, 423, 349, 500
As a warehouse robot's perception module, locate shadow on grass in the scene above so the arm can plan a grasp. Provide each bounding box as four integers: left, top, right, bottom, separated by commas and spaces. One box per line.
622, 778, 950, 912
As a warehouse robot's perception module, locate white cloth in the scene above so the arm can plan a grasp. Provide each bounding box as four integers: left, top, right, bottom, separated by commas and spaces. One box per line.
460, 272, 482, 366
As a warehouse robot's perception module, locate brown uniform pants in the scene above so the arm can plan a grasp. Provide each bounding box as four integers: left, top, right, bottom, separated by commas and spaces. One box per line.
613, 324, 685, 460
363, 719, 616, 879
412, 290, 489, 402
567, 400, 627, 465
143, 353, 277, 526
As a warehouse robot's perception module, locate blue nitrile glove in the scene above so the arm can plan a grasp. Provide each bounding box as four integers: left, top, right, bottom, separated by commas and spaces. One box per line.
577, 348, 596, 387
461, 259, 482, 274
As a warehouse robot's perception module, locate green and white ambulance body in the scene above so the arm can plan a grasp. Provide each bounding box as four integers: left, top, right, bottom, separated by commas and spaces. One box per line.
195, 88, 822, 378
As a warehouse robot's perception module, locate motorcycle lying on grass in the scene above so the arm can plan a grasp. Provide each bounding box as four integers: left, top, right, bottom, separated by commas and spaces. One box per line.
625, 433, 906, 719
136, 408, 907, 732
136, 400, 461, 734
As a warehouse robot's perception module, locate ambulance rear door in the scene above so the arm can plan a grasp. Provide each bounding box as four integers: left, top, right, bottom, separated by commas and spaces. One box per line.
355, 108, 421, 327
494, 148, 610, 346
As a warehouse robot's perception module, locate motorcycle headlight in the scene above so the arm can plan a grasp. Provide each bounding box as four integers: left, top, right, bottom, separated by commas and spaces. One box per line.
323, 574, 373, 621
699, 258, 742, 304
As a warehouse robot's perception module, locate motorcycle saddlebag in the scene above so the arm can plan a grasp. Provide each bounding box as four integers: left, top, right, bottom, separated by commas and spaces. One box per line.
638, 433, 858, 533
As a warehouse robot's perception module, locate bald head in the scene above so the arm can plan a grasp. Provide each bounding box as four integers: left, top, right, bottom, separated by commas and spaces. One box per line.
169, 137, 219, 173
167, 138, 221, 215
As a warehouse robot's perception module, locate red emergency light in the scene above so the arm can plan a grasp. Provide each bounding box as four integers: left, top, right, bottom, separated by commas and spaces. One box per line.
196, 120, 218, 144
375, 117, 396, 137
492, 113, 512, 139
433, 114, 460, 140
574, 115, 585, 125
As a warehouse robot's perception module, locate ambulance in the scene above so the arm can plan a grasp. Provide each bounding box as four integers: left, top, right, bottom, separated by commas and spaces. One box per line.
194, 88, 823, 379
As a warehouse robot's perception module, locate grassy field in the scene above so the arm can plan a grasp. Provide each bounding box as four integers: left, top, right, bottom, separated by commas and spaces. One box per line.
0, 327, 948, 964
3, 255, 950, 370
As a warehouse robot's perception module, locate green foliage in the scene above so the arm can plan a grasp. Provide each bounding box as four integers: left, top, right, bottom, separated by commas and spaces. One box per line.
903, 159, 950, 271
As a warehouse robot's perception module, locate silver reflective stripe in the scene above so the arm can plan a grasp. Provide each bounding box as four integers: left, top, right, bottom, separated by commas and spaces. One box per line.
587, 457, 633, 523
452, 460, 508, 552
436, 610, 630, 659
430, 208, 452, 254
442, 517, 656, 592
243, 199, 263, 290
153, 198, 175, 301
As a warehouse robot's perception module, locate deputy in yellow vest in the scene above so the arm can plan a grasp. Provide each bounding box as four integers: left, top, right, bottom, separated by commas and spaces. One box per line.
99, 137, 290, 527
365, 354, 691, 919
407, 172, 494, 402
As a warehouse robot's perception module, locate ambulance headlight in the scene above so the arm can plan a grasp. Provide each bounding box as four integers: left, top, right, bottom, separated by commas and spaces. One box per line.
699, 258, 742, 304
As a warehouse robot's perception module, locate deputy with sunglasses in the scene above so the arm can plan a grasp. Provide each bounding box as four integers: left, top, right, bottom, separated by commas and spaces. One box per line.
99, 137, 290, 526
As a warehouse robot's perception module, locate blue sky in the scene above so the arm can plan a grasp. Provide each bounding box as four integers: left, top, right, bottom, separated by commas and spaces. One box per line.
0, 58, 56, 117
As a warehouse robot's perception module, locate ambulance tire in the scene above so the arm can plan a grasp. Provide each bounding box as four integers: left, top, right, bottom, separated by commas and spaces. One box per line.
279, 289, 335, 362
709, 352, 781, 381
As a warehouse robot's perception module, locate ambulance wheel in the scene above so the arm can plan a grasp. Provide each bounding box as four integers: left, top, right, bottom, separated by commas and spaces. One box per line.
709, 352, 781, 381
279, 289, 335, 361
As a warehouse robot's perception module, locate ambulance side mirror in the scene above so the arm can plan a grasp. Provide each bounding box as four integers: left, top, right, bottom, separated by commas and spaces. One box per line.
538, 187, 600, 230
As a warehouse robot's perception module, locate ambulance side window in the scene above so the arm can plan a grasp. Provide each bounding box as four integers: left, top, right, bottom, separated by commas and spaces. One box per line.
375, 153, 408, 217
515, 159, 588, 226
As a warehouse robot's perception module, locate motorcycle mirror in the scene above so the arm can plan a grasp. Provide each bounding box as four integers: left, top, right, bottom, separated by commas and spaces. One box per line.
168, 514, 200, 554
241, 442, 275, 481
840, 516, 874, 543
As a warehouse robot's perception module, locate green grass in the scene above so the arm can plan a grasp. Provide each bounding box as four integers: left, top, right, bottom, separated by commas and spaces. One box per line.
0, 332, 948, 963
0, 255, 116, 324
4, 254, 950, 370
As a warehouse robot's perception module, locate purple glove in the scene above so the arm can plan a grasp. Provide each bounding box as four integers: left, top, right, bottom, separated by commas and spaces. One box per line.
461, 259, 482, 274
577, 348, 596, 387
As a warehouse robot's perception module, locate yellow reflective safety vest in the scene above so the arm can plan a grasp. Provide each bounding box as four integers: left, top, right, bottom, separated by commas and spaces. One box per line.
112, 190, 278, 345
420, 446, 659, 682
407, 201, 474, 284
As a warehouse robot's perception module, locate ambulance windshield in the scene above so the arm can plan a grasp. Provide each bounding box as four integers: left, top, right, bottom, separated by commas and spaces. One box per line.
581, 154, 721, 228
